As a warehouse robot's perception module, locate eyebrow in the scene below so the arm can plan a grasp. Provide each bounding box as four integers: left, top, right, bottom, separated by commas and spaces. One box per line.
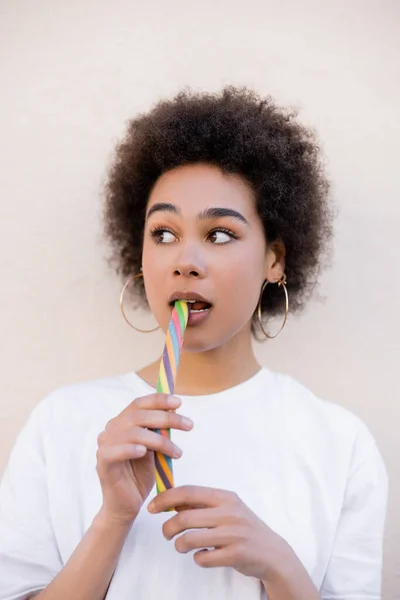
146, 203, 250, 226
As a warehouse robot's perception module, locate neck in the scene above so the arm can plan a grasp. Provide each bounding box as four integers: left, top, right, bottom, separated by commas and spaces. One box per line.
138, 327, 261, 396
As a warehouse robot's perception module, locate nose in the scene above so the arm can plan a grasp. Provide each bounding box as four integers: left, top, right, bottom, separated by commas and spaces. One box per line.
173, 246, 206, 279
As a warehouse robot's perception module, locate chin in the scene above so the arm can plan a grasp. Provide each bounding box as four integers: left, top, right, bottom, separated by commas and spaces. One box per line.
181, 339, 220, 354
181, 329, 238, 354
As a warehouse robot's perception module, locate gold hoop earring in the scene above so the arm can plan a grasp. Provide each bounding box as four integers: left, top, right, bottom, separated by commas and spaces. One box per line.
256, 274, 289, 339
120, 273, 160, 333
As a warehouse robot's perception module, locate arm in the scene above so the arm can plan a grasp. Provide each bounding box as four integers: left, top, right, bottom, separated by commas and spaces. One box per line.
0, 400, 130, 600
261, 542, 320, 599
261, 424, 388, 600
0, 401, 64, 600
1, 391, 191, 600
34, 510, 132, 600
148, 485, 321, 599
320, 426, 388, 599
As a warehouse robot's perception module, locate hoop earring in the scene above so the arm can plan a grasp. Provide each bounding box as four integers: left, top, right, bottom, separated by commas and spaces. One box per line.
120, 273, 160, 333
256, 274, 289, 339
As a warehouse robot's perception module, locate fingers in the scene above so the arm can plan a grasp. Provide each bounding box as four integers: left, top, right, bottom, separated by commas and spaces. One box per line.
172, 527, 236, 555
133, 409, 193, 432
132, 393, 182, 411
194, 548, 233, 568
98, 393, 194, 466
113, 394, 193, 433
148, 486, 236, 513
96, 443, 148, 466
162, 508, 222, 540
129, 427, 183, 458
99, 426, 183, 459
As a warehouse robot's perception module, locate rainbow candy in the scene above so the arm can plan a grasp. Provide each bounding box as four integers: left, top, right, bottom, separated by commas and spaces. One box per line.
154, 300, 189, 496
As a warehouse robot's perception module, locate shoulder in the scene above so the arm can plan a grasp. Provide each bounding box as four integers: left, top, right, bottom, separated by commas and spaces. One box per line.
270, 370, 365, 431
267, 370, 382, 468
26, 371, 144, 435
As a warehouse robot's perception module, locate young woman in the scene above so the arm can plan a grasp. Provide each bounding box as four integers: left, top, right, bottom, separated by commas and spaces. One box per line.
0, 87, 387, 600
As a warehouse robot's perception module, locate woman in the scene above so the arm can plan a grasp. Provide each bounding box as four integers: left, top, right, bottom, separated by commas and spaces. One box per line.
0, 87, 387, 599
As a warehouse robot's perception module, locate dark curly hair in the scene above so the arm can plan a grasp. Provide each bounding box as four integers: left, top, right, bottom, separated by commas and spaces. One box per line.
103, 86, 333, 339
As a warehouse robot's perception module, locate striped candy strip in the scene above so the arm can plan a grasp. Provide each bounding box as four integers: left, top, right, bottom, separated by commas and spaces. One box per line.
154, 300, 189, 498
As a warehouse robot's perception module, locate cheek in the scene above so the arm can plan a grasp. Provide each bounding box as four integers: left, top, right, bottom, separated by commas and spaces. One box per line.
216, 269, 261, 323
234, 280, 261, 317
221, 253, 262, 295
142, 278, 163, 312
141, 242, 167, 286
141, 238, 155, 267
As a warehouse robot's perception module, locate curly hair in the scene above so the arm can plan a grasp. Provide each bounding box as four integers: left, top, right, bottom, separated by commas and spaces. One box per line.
103, 86, 333, 338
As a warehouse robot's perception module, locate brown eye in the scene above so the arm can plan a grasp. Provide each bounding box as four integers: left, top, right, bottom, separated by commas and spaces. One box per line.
150, 228, 176, 244
208, 228, 237, 244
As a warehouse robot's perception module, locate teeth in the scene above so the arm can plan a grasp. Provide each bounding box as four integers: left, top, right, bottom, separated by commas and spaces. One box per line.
172, 299, 211, 306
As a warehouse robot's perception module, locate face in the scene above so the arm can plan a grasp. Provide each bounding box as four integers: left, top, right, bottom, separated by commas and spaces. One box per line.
141, 163, 284, 352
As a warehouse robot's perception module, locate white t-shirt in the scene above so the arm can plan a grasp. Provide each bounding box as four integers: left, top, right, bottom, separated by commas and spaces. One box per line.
0, 368, 388, 600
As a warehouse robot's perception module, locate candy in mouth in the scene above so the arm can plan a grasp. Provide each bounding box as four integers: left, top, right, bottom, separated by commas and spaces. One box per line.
170, 300, 212, 311
188, 301, 211, 311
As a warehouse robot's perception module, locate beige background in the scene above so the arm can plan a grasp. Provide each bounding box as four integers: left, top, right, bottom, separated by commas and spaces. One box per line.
0, 0, 398, 596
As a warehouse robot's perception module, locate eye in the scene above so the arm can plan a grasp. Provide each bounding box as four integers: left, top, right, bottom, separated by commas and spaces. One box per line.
149, 226, 238, 245
208, 228, 237, 244
150, 228, 177, 244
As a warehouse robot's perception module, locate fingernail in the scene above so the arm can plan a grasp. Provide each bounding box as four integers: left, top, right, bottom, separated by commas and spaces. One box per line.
148, 500, 156, 513
182, 416, 194, 428
173, 446, 183, 458
134, 444, 147, 455
168, 395, 181, 406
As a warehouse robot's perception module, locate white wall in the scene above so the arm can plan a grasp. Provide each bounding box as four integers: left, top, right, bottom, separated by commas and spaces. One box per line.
1, 0, 398, 596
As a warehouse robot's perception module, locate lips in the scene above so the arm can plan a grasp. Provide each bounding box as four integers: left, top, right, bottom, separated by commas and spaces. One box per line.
168, 291, 213, 308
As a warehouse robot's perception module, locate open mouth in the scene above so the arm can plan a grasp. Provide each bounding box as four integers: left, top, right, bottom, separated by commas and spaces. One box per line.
169, 300, 213, 313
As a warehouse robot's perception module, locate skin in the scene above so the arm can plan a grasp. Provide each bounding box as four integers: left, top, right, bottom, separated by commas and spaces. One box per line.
148, 485, 291, 579
94, 163, 319, 598
139, 162, 285, 395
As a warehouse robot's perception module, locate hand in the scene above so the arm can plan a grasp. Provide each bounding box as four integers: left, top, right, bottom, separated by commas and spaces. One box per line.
96, 394, 193, 525
148, 485, 292, 582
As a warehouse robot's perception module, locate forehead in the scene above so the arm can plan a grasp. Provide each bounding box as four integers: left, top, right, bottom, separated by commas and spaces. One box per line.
147, 163, 257, 216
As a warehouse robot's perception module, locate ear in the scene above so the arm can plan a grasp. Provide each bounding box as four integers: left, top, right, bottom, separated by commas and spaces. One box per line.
264, 240, 286, 283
